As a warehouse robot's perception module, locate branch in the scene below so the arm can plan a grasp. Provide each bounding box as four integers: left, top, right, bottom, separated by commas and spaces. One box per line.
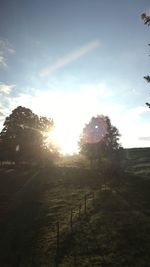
146, 102, 150, 108
141, 13, 150, 26
144, 75, 150, 82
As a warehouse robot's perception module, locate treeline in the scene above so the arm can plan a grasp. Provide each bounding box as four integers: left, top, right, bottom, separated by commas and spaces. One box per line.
0, 106, 124, 169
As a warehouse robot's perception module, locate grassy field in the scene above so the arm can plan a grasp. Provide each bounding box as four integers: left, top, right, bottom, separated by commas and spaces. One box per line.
125, 147, 150, 177
0, 166, 100, 266
0, 149, 150, 266
59, 175, 150, 267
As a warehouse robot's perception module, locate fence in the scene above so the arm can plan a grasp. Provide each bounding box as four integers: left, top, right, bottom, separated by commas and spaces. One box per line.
54, 191, 96, 266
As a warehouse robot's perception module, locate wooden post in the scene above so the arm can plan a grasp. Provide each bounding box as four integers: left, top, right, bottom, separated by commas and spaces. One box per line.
84, 195, 87, 215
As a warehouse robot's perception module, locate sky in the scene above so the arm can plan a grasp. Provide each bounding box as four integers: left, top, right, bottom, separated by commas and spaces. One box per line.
0, 0, 150, 154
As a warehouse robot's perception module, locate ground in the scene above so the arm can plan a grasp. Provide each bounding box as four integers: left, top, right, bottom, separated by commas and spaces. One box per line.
0, 149, 150, 266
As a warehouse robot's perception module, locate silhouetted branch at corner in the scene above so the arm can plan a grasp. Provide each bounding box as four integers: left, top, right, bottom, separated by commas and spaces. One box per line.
144, 76, 150, 83
141, 13, 150, 26
146, 102, 150, 108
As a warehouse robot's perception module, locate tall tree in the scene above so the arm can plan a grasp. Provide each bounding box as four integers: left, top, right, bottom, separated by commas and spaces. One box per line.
0, 106, 54, 163
79, 115, 122, 169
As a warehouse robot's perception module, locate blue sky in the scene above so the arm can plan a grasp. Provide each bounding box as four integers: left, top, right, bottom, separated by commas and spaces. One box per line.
0, 0, 150, 153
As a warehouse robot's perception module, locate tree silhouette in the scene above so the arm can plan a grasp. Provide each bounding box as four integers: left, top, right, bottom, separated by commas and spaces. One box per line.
0, 106, 54, 163
79, 115, 122, 169
141, 13, 150, 108
141, 13, 150, 26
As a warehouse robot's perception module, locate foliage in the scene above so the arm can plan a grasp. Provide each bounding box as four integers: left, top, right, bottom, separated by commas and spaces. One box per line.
141, 13, 150, 108
79, 115, 122, 169
0, 106, 54, 163
141, 13, 150, 26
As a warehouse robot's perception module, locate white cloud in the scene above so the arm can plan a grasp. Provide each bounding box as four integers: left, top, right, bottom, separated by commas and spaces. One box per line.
0, 83, 15, 94
126, 106, 148, 120
40, 40, 100, 77
139, 136, 150, 141
9, 93, 33, 109
0, 38, 15, 54
0, 55, 7, 68
0, 111, 4, 117
115, 105, 150, 148
0, 38, 15, 68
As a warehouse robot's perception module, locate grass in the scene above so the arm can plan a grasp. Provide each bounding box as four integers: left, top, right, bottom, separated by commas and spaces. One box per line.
59, 178, 150, 267
125, 147, 150, 177
0, 166, 99, 266
0, 150, 150, 266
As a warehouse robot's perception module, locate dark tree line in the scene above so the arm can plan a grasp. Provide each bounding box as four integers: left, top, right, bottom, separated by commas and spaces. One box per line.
0, 106, 123, 171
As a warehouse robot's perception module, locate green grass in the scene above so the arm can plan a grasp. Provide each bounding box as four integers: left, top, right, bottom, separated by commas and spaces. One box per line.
0, 166, 99, 266
125, 147, 150, 177
0, 154, 150, 266
59, 178, 150, 267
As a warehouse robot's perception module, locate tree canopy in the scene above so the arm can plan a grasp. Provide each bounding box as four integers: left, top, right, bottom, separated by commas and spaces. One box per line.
79, 115, 122, 169
0, 106, 54, 163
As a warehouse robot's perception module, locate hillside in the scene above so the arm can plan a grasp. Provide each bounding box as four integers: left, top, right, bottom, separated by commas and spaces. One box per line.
125, 147, 150, 177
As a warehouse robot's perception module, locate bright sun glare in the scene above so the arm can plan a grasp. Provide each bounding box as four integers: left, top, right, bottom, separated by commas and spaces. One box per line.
31, 85, 107, 155
31, 90, 93, 155
47, 126, 79, 155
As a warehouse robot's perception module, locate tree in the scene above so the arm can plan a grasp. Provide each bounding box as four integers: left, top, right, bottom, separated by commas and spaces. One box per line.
79, 115, 122, 170
141, 13, 150, 108
0, 106, 54, 163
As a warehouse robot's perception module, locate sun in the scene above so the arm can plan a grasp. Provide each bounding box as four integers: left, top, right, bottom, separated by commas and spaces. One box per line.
31, 87, 100, 155
46, 125, 79, 155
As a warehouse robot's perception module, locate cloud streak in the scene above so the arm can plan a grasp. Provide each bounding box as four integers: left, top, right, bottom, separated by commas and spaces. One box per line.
0, 55, 7, 68
0, 111, 4, 117
0, 38, 15, 68
40, 40, 100, 77
0, 83, 15, 94
139, 136, 150, 141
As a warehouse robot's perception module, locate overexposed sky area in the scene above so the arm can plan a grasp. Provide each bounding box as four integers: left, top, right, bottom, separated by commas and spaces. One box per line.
0, 0, 150, 154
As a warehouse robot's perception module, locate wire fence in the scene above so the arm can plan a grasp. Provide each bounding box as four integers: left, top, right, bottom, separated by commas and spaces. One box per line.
53, 191, 96, 266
